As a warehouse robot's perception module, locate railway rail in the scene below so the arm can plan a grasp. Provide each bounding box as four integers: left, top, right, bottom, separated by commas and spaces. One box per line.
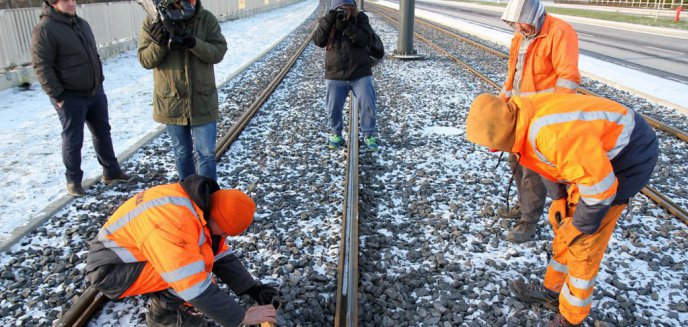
52, 9, 323, 327
368, 3, 688, 226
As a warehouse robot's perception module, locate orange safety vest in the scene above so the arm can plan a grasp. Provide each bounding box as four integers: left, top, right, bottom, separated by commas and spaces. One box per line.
95, 183, 231, 300
501, 15, 580, 100
510, 94, 635, 207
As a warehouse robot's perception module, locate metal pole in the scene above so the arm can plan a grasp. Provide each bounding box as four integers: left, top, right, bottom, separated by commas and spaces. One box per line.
393, 0, 424, 59
359, 0, 364, 11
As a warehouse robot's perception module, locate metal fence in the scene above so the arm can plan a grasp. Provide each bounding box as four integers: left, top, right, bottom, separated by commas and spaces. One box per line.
0, 0, 301, 71
555, 0, 686, 9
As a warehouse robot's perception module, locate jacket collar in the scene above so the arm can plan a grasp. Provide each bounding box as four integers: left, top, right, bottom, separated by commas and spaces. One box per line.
510, 96, 536, 154
180, 175, 220, 225
41, 3, 77, 25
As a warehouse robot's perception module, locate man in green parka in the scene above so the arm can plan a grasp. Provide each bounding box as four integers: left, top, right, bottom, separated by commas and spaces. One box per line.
138, 0, 227, 181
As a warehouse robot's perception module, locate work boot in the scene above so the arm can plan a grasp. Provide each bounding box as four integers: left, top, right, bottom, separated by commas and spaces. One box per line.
505, 221, 537, 243
551, 313, 580, 326
328, 134, 345, 149
145, 296, 207, 327
496, 204, 520, 218
66, 183, 85, 197
509, 279, 559, 311
102, 172, 136, 185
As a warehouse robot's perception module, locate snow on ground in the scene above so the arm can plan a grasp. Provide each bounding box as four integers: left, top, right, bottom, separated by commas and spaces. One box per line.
0, 0, 318, 244
374, 0, 688, 113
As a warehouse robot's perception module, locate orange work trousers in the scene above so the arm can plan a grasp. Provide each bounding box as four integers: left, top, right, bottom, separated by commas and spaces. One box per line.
543, 204, 627, 324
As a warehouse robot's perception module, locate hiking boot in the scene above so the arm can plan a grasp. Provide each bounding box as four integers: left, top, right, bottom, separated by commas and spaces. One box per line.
509, 279, 559, 311
551, 313, 580, 327
329, 134, 345, 149
496, 204, 521, 219
145, 297, 207, 327
506, 221, 537, 243
102, 172, 136, 185
364, 136, 379, 152
66, 183, 85, 197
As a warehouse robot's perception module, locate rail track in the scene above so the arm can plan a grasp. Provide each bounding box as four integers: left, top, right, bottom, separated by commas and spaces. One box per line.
368, 3, 688, 226
53, 9, 323, 327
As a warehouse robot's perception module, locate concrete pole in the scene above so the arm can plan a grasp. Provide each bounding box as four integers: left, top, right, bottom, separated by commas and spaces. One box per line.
360, 0, 364, 11
393, 0, 424, 59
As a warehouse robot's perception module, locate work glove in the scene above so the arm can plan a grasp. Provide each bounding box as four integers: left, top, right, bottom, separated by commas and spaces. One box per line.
148, 21, 170, 46
324, 10, 337, 26
244, 284, 281, 309
169, 33, 196, 50
547, 198, 568, 228
554, 216, 583, 247
335, 17, 350, 31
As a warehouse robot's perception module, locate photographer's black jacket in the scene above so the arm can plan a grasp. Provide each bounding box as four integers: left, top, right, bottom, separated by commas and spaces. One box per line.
313, 12, 375, 81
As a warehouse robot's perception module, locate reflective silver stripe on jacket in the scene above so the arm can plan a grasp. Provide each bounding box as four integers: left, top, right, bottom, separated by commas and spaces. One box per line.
556, 78, 579, 91
518, 87, 555, 97
161, 260, 206, 284
561, 283, 593, 308
578, 171, 616, 206
168, 274, 214, 301
198, 228, 206, 246
96, 196, 200, 263
214, 248, 234, 262
529, 110, 634, 170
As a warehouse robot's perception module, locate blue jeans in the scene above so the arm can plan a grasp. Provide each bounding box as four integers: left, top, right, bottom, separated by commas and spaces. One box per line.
53, 92, 122, 183
325, 76, 377, 137
166, 122, 217, 181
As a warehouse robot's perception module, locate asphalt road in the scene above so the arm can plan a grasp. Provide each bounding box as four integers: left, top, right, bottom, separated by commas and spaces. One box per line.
409, 0, 688, 84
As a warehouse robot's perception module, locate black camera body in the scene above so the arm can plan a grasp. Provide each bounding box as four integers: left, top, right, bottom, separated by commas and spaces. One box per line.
336, 8, 349, 21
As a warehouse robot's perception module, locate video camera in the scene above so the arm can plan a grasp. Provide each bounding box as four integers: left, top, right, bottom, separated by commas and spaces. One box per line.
137, 0, 196, 24
335, 7, 350, 21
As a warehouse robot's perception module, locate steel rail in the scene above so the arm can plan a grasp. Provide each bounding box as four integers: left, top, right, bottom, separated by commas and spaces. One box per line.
368, 3, 688, 143
53, 13, 323, 327
335, 96, 361, 327
369, 5, 688, 226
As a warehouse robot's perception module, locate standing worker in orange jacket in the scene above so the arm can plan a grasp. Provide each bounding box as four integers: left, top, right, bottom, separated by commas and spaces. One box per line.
466, 93, 658, 326
86, 175, 277, 327
499, 0, 581, 243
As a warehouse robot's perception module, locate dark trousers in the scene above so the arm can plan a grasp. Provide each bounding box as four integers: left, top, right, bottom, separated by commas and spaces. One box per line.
53, 93, 122, 183
508, 153, 547, 222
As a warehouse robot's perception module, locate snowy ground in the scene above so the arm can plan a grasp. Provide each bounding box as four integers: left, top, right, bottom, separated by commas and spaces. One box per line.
0, 0, 319, 245
0, 1, 686, 326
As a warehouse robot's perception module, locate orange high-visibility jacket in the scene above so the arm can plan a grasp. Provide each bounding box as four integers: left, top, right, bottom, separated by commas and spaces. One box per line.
511, 94, 657, 233
92, 182, 231, 300
500, 15, 580, 101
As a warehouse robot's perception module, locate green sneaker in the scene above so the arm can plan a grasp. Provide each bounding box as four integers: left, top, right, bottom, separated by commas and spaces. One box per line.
329, 134, 345, 149
364, 136, 379, 152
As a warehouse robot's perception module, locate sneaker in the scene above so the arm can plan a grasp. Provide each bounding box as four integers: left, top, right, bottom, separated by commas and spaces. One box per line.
329, 134, 345, 149
66, 183, 85, 197
509, 279, 559, 311
505, 221, 537, 243
364, 136, 379, 152
102, 172, 136, 185
551, 313, 580, 327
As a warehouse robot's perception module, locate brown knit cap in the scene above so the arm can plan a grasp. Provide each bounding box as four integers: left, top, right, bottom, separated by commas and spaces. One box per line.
466, 93, 518, 152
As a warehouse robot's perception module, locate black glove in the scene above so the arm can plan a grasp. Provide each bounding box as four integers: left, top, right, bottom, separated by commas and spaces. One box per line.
148, 21, 170, 46
243, 284, 280, 308
324, 10, 337, 26
169, 33, 196, 50
335, 17, 350, 31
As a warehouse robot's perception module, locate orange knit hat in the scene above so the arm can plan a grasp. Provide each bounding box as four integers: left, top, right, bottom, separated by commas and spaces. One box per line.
466, 93, 518, 152
210, 190, 255, 236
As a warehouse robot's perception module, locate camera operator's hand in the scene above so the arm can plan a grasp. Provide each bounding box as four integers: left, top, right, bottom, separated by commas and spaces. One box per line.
148, 21, 170, 46
168, 33, 196, 50
324, 10, 337, 26
335, 17, 350, 31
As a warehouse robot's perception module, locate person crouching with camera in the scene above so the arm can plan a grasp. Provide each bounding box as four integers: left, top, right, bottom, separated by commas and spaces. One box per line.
138, 0, 227, 181
313, 0, 381, 152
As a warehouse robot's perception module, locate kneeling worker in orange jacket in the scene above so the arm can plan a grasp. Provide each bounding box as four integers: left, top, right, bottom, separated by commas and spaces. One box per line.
466, 93, 658, 326
86, 175, 277, 326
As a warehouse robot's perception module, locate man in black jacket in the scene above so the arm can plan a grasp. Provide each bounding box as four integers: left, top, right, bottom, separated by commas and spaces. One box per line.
31, 0, 133, 197
313, 0, 380, 151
